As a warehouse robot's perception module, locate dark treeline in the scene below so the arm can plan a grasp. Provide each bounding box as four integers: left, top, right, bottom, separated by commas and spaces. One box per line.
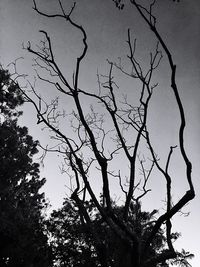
0, 67, 51, 267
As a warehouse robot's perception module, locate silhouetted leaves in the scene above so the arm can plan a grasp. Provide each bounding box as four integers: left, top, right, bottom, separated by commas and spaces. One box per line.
112, 0, 124, 10
47, 198, 193, 267
0, 67, 52, 267
47, 200, 164, 266
0, 67, 23, 118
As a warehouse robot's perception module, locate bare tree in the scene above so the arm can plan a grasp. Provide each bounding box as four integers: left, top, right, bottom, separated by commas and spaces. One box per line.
17, 0, 195, 266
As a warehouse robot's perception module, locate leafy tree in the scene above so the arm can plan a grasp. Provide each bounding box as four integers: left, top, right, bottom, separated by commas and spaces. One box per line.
16, 0, 195, 266
0, 66, 52, 267
47, 199, 97, 267
0, 67, 23, 119
48, 198, 193, 267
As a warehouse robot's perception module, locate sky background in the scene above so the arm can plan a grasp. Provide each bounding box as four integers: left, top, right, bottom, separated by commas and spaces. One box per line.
0, 0, 199, 266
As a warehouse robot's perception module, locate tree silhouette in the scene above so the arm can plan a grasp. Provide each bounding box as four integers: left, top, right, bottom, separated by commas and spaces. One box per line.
48, 198, 193, 267
16, 0, 195, 266
0, 66, 52, 267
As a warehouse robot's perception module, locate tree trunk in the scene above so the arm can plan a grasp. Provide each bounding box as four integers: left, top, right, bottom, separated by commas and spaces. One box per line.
114, 241, 140, 267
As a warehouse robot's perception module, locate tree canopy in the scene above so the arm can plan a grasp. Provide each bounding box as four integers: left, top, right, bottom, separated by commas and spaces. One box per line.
47, 198, 193, 267
0, 66, 52, 267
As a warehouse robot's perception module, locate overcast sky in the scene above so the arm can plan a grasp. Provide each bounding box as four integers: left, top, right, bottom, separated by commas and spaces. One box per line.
0, 0, 200, 266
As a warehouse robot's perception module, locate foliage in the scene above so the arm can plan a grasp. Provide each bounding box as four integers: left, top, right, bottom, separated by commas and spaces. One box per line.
48, 198, 193, 267
47, 199, 97, 267
0, 66, 23, 119
0, 67, 52, 267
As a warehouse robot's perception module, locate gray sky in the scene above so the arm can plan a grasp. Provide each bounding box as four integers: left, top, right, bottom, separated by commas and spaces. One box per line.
0, 0, 200, 266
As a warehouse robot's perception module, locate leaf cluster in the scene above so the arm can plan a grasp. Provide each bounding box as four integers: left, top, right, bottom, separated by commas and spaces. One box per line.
0, 67, 52, 267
